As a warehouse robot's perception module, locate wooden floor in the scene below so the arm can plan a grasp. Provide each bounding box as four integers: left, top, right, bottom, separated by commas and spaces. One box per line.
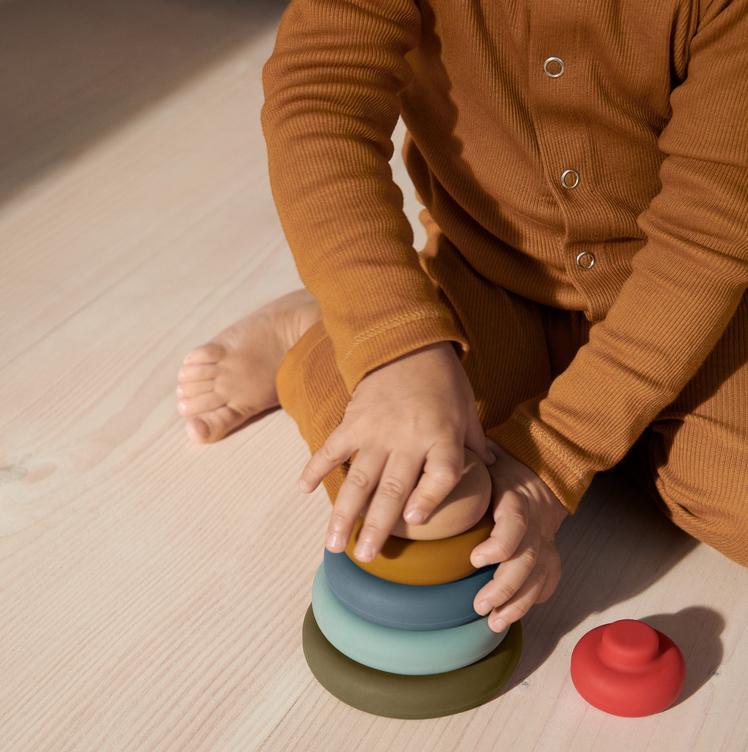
1, 2, 746, 750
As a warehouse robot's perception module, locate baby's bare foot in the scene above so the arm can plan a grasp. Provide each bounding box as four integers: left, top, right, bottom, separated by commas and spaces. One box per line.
177, 288, 320, 443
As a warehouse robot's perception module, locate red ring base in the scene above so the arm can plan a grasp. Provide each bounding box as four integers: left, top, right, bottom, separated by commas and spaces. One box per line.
570, 619, 686, 717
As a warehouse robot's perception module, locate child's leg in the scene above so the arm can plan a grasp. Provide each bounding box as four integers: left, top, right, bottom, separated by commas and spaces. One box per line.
275, 228, 559, 511
627, 293, 748, 566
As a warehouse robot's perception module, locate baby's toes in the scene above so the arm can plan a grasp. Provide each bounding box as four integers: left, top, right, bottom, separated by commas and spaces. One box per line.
183, 342, 225, 365
177, 363, 218, 384
176, 379, 213, 399
178, 391, 227, 417
186, 405, 245, 443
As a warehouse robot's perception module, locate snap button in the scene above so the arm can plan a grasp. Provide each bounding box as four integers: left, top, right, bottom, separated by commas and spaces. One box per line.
543, 56, 565, 77
576, 251, 596, 270
561, 168, 580, 188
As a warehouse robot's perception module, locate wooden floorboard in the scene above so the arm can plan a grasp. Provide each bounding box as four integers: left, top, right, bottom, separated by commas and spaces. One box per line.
1, 2, 746, 750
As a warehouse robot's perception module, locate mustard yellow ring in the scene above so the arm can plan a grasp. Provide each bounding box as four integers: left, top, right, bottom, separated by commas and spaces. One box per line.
345, 512, 493, 585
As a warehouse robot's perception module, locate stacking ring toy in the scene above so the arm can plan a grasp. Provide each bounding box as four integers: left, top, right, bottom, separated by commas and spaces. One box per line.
570, 619, 686, 717
345, 511, 493, 585
302, 605, 523, 719
311, 563, 506, 675
324, 548, 497, 630
390, 449, 491, 540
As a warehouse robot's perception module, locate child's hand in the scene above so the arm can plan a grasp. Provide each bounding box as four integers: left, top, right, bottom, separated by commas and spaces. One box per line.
470, 439, 568, 633
298, 341, 495, 562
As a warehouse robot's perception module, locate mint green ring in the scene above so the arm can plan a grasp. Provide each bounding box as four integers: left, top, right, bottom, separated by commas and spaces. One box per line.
311, 562, 508, 675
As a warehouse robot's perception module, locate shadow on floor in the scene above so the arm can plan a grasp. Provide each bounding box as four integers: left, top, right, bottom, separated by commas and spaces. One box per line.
503, 462, 724, 705
0, 0, 288, 206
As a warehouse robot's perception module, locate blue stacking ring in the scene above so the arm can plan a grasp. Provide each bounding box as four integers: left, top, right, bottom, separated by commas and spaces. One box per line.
323, 549, 497, 630
312, 563, 508, 675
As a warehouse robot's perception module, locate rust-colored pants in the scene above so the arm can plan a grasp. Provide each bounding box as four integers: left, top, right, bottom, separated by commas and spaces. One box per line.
276, 230, 748, 567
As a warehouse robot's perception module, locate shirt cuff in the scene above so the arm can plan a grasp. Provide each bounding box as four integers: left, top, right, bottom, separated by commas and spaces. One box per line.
336, 309, 470, 395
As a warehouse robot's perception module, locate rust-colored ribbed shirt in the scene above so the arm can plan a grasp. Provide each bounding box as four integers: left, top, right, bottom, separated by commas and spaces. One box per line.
260, 0, 748, 513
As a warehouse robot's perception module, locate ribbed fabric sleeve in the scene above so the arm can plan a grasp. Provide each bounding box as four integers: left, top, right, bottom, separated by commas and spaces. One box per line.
260, 0, 469, 395
488, 0, 748, 512
262, 0, 747, 513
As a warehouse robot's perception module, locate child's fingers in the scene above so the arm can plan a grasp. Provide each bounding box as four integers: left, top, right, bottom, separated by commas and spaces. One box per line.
401, 439, 464, 524
299, 426, 354, 492
486, 561, 549, 633
536, 547, 562, 603
469, 489, 527, 567
353, 451, 423, 562
472, 522, 541, 616
464, 411, 496, 466
324, 447, 388, 552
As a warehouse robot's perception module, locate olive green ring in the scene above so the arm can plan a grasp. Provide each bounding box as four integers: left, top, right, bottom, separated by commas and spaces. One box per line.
302, 605, 523, 719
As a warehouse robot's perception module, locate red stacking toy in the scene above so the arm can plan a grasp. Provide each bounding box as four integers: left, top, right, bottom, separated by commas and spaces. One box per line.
570, 619, 686, 717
